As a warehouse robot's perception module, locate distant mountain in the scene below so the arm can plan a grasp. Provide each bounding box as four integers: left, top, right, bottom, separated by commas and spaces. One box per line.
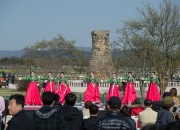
0, 47, 125, 58
0, 47, 92, 58
0, 50, 25, 58
76, 47, 91, 52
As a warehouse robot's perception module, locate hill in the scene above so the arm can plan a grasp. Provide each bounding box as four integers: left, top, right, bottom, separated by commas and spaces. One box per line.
0, 47, 91, 58
0, 50, 25, 58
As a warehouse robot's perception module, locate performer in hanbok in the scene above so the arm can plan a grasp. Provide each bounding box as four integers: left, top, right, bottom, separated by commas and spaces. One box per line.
105, 73, 121, 101
20, 71, 42, 105
83, 72, 100, 103
56, 73, 60, 87
142, 72, 160, 102
122, 72, 137, 105
56, 72, 71, 104
43, 72, 56, 93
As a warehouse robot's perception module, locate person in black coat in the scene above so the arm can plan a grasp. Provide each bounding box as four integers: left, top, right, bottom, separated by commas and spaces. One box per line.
61, 93, 83, 130
120, 105, 137, 130
11, 74, 15, 84
83, 104, 99, 130
6, 94, 35, 130
94, 96, 132, 130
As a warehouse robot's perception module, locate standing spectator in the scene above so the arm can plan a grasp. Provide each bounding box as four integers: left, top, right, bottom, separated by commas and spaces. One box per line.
0, 96, 5, 130
6, 94, 35, 130
82, 101, 92, 119
2, 71, 6, 81
120, 105, 136, 130
61, 93, 83, 130
7, 73, 11, 84
156, 96, 175, 128
177, 75, 180, 83
0, 72, 2, 79
11, 74, 15, 84
138, 99, 157, 129
94, 96, 132, 130
83, 104, 99, 130
34, 92, 67, 130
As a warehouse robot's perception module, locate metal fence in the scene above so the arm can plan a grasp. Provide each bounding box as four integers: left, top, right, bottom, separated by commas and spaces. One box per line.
69, 80, 180, 88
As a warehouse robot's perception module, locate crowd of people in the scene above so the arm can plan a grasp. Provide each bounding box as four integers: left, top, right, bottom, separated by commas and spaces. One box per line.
0, 91, 180, 130
0, 71, 15, 84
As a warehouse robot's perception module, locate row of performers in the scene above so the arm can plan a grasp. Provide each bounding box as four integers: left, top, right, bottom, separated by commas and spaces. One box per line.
20, 71, 160, 106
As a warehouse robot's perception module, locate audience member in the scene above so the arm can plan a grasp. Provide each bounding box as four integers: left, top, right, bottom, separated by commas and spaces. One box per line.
169, 88, 179, 114
164, 120, 180, 130
94, 96, 132, 130
6, 94, 35, 130
83, 101, 92, 119
53, 93, 62, 110
152, 92, 171, 112
61, 92, 83, 130
83, 104, 99, 130
152, 101, 161, 112
120, 105, 136, 130
141, 124, 161, 130
34, 92, 67, 130
156, 96, 175, 128
138, 99, 157, 129
0, 96, 5, 130
131, 97, 144, 116
1, 99, 9, 130
162, 92, 171, 98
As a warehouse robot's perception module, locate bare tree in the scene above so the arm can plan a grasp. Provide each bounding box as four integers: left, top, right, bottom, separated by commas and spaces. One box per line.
116, 0, 180, 96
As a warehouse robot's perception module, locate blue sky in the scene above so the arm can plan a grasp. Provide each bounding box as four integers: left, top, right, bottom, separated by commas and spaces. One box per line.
0, 0, 179, 50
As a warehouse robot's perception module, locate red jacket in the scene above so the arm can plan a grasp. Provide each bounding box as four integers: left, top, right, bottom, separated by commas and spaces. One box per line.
131, 106, 144, 116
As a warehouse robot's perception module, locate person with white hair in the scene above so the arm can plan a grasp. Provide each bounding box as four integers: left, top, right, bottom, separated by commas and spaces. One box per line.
0, 96, 5, 130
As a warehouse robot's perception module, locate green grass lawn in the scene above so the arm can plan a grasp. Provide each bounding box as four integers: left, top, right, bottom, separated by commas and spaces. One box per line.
0, 88, 26, 100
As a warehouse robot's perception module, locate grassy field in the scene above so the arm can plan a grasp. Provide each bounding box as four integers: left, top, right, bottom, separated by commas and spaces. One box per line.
0, 88, 26, 100
0, 88, 25, 96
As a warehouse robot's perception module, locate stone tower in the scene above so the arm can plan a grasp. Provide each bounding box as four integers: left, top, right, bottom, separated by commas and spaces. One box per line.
88, 30, 115, 80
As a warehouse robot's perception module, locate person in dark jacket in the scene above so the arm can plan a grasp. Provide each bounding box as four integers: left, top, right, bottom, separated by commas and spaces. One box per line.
164, 120, 180, 130
120, 105, 136, 130
6, 94, 35, 130
94, 96, 132, 130
53, 93, 63, 110
156, 96, 175, 128
34, 92, 67, 130
61, 92, 83, 130
83, 104, 99, 130
11, 74, 15, 84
